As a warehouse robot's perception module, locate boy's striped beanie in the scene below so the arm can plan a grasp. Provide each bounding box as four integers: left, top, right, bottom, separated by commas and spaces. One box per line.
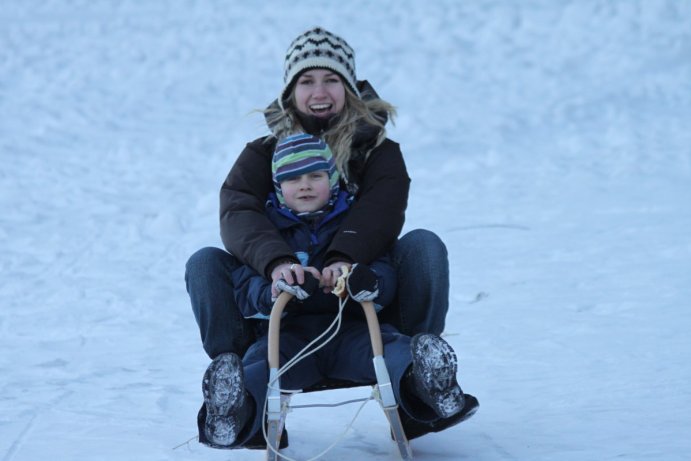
272, 133, 340, 206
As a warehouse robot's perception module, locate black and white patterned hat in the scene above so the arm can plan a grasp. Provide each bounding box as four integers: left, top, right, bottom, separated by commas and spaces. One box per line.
280, 27, 359, 107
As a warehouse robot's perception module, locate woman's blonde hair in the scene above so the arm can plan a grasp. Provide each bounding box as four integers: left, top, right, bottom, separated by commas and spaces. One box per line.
264, 85, 396, 180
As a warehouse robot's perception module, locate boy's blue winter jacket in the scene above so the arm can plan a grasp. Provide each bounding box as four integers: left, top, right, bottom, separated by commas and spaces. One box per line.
230, 191, 396, 319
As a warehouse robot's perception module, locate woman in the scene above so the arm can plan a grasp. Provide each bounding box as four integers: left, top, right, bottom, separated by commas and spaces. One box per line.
186, 26, 459, 444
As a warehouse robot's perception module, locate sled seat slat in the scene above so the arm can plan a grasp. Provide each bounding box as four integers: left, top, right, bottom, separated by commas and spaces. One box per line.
302, 378, 376, 393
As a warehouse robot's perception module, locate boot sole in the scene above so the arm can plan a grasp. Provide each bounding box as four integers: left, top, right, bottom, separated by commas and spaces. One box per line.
411, 334, 464, 418
202, 353, 245, 446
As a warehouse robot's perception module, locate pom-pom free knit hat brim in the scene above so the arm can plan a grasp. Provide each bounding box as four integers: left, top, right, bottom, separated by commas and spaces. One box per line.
280, 27, 360, 108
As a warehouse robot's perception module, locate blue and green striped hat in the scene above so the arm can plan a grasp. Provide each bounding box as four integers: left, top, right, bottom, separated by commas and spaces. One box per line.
272, 133, 340, 207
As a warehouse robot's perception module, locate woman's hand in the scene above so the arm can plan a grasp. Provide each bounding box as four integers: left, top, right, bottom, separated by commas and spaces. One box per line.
321, 261, 352, 294
271, 262, 321, 298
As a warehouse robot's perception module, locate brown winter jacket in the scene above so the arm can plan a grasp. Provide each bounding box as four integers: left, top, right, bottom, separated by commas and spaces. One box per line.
219, 135, 410, 278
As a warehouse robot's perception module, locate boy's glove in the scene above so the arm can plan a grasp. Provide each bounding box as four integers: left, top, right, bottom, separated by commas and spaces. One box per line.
346, 263, 379, 302
276, 272, 320, 300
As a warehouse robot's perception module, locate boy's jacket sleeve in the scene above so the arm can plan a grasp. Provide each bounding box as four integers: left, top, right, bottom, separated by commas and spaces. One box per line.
230, 264, 274, 319
230, 255, 396, 318
369, 256, 397, 309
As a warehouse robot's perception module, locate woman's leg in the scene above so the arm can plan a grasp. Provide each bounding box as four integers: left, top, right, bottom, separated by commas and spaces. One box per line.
185, 247, 257, 359
384, 229, 450, 336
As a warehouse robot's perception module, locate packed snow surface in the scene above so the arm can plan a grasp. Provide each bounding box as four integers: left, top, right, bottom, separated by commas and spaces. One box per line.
1, 1, 690, 460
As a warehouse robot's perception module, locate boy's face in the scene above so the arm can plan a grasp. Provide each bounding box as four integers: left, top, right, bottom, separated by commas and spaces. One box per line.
280, 170, 331, 213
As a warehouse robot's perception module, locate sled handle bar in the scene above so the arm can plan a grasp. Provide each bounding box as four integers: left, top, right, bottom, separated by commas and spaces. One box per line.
267, 292, 383, 369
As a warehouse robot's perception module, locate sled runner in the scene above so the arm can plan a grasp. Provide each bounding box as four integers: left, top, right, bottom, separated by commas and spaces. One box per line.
264, 291, 413, 460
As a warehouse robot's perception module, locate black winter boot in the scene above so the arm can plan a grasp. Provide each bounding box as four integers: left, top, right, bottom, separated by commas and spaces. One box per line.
202, 353, 252, 447
409, 333, 465, 418
397, 394, 479, 441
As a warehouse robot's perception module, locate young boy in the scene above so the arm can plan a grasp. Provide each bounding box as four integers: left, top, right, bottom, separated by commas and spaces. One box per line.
197, 133, 478, 449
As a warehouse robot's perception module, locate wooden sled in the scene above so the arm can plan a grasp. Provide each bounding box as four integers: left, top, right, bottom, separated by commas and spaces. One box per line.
265, 291, 413, 460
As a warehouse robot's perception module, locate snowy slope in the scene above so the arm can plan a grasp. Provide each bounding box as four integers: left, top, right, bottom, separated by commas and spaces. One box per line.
1, 1, 690, 460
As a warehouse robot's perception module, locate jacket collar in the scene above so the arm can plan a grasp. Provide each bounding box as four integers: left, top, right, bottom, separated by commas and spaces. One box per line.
266, 191, 351, 229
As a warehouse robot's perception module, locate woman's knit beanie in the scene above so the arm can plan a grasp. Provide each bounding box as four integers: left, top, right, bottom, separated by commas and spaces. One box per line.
272, 133, 340, 207
280, 27, 360, 108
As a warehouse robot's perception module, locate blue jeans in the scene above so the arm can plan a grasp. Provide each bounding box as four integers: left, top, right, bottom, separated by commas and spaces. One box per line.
382, 229, 450, 336
185, 247, 257, 358
185, 229, 450, 359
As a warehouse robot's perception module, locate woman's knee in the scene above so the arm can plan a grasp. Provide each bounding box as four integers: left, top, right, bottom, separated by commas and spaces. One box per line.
397, 229, 448, 262
186, 247, 231, 275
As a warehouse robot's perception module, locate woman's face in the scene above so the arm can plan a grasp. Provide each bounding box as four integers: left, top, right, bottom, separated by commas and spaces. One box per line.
293, 69, 346, 118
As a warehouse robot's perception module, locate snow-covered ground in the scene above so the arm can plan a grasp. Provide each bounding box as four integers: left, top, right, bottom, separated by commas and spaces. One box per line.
2, 1, 690, 460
